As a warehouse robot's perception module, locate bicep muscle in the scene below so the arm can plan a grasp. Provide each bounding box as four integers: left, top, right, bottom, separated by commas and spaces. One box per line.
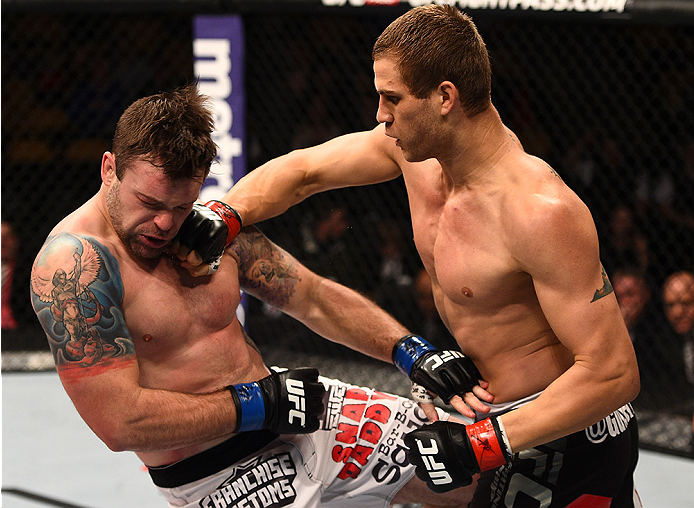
30, 232, 136, 383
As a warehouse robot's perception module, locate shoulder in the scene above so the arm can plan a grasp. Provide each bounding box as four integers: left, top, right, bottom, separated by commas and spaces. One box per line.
30, 230, 136, 372
503, 154, 592, 227
502, 155, 598, 269
31, 231, 125, 305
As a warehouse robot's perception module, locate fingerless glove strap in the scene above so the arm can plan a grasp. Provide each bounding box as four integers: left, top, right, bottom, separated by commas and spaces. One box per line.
206, 200, 243, 246
392, 334, 437, 377
465, 417, 513, 472
228, 382, 265, 433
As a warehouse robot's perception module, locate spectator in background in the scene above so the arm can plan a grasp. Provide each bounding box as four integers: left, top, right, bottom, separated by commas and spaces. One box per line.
1, 220, 19, 330
610, 267, 668, 409
295, 200, 374, 295
615, 266, 694, 415
600, 203, 650, 278
663, 271, 694, 337
612, 267, 654, 343
659, 270, 694, 415
612, 267, 667, 410
377, 218, 412, 287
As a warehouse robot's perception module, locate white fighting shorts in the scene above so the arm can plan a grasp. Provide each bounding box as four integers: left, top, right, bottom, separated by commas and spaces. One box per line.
149, 375, 448, 508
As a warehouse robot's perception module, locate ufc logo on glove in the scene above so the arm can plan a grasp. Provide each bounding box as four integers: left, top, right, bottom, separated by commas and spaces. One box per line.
404, 419, 513, 492
413, 438, 453, 486
228, 368, 325, 434
423, 350, 464, 371
286, 378, 306, 426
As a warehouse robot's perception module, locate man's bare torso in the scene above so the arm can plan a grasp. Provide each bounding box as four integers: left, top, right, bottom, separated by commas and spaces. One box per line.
398, 151, 575, 403
52, 197, 269, 465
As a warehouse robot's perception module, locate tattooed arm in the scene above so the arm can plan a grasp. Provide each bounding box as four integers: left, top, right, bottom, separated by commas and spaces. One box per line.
30, 232, 240, 453
231, 226, 409, 363
495, 182, 640, 453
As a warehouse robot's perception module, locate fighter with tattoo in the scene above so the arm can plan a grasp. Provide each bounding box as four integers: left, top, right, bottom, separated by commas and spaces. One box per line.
33, 240, 117, 367
176, 7, 641, 506
30, 83, 491, 508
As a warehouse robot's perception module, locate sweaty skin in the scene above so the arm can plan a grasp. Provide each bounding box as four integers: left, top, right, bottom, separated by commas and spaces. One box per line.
209, 56, 639, 454
31, 153, 483, 506
31, 156, 414, 467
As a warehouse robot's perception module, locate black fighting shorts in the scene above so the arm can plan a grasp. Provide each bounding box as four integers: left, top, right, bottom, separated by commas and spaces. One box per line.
471, 403, 640, 508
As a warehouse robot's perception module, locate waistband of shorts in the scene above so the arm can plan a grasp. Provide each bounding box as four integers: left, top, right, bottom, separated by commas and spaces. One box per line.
147, 430, 279, 488
475, 390, 543, 421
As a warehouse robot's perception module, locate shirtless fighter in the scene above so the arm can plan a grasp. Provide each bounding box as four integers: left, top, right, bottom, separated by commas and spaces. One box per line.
30, 83, 493, 508
176, 6, 642, 507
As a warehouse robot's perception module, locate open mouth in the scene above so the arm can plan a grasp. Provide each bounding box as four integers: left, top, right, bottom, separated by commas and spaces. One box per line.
140, 234, 169, 249
385, 130, 401, 147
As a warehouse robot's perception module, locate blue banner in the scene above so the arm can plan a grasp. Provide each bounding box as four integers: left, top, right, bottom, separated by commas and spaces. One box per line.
193, 15, 246, 203
193, 15, 248, 325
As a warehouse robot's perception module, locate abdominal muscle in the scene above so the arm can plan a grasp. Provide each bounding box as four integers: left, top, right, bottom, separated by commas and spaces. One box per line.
440, 297, 574, 403
131, 320, 271, 467
476, 340, 573, 403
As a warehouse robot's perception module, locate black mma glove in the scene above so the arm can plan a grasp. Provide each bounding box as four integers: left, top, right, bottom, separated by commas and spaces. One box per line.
392, 334, 483, 404
176, 201, 243, 273
228, 368, 326, 434
404, 418, 513, 492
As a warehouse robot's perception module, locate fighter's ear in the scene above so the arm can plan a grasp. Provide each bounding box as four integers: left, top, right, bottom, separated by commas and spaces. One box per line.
101, 152, 117, 185
438, 81, 458, 116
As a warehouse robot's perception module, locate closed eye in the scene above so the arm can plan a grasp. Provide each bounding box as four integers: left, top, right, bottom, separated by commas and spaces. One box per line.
139, 198, 159, 208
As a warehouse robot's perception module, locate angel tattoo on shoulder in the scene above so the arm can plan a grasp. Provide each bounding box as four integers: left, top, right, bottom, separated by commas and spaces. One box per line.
31, 234, 119, 366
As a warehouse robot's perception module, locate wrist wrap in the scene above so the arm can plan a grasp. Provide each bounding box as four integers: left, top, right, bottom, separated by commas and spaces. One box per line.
228, 382, 265, 433
392, 334, 437, 377
465, 417, 513, 472
205, 200, 243, 246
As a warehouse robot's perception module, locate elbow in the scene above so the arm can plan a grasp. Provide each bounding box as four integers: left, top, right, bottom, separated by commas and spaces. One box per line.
93, 420, 133, 452
626, 362, 641, 404
104, 438, 129, 453
617, 354, 641, 406
289, 276, 328, 324
87, 410, 144, 452
287, 150, 329, 199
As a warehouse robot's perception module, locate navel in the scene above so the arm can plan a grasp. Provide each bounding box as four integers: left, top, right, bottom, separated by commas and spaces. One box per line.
461, 287, 474, 298
142, 334, 153, 342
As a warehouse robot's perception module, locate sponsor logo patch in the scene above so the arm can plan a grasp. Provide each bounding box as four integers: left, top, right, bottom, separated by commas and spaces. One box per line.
585, 403, 635, 444
199, 453, 297, 508
325, 385, 429, 485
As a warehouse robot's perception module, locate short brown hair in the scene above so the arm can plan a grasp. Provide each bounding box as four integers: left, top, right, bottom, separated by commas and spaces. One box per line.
112, 82, 217, 181
372, 5, 491, 116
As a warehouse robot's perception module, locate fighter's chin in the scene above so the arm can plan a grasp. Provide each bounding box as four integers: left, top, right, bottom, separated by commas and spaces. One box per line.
396, 141, 424, 163
130, 243, 164, 260
127, 238, 168, 260
399, 149, 427, 163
